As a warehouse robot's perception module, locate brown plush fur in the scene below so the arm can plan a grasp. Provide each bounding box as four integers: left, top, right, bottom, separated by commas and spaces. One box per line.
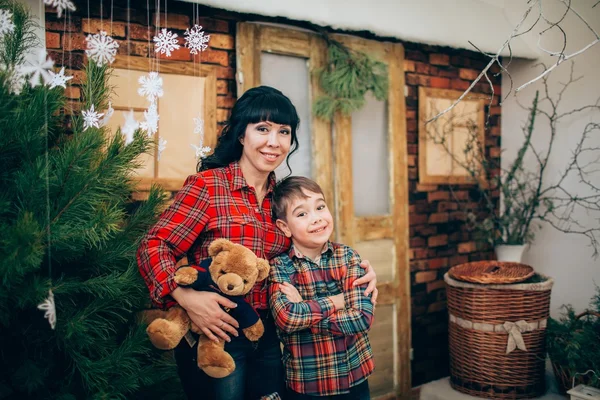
145, 239, 270, 378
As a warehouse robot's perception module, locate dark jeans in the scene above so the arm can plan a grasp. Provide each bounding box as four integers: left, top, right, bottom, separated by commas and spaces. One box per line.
174, 309, 285, 400
286, 380, 370, 400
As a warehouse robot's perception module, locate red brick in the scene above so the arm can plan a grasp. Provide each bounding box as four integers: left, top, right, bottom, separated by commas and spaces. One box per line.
65, 69, 86, 85
411, 260, 429, 272
128, 24, 152, 41
410, 237, 427, 248
458, 241, 477, 254
46, 16, 81, 32
405, 50, 427, 62
427, 191, 450, 202
46, 32, 60, 49
158, 44, 191, 61
216, 96, 236, 108
427, 301, 447, 313
196, 17, 230, 33
82, 20, 126, 37
428, 235, 448, 247
427, 280, 446, 293
428, 213, 449, 224
490, 106, 501, 116
63, 33, 87, 51
416, 184, 437, 192
406, 73, 430, 87
408, 155, 417, 167
406, 109, 417, 119
410, 214, 428, 226
453, 191, 469, 200
408, 249, 415, 260
430, 77, 450, 89
438, 67, 459, 79
153, 13, 190, 31
450, 255, 469, 266
414, 62, 431, 74
429, 54, 450, 66
451, 79, 470, 91
459, 68, 479, 81
490, 147, 501, 158
217, 67, 235, 80
403, 60, 415, 72
413, 248, 430, 260
429, 258, 449, 270
126, 41, 151, 57
415, 271, 437, 284
216, 80, 230, 95
209, 33, 234, 50
415, 225, 437, 236
437, 202, 458, 212
195, 48, 229, 66
64, 86, 80, 100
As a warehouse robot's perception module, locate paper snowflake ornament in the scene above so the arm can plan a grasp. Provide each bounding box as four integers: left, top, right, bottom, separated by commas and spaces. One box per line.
48, 67, 73, 89
138, 72, 163, 102
121, 110, 139, 145
85, 31, 119, 66
43, 0, 76, 18
184, 24, 210, 55
0, 9, 15, 35
193, 115, 205, 137
37, 289, 57, 330
191, 143, 211, 159
20, 49, 54, 87
100, 102, 114, 127
82, 104, 104, 131
140, 102, 159, 136
157, 137, 167, 160
154, 28, 180, 57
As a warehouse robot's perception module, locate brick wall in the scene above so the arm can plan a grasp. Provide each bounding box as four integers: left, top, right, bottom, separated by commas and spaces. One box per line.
404, 43, 501, 386
46, 0, 501, 388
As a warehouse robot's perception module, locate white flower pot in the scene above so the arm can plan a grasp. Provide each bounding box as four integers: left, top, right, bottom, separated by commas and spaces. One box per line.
495, 244, 527, 262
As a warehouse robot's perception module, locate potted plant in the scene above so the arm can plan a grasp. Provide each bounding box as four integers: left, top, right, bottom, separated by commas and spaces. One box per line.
547, 287, 600, 394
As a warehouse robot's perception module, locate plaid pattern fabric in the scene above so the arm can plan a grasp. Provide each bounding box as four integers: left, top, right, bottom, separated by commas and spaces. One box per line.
268, 242, 375, 396
137, 161, 291, 309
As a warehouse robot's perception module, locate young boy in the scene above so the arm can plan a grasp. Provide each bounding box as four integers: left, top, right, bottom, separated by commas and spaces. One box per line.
268, 176, 374, 400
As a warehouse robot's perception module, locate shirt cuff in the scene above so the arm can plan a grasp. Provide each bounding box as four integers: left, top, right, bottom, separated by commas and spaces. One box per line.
315, 296, 335, 319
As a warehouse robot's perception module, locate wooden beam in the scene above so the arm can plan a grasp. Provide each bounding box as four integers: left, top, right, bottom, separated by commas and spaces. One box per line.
356, 216, 393, 241
259, 26, 311, 58
333, 113, 354, 246
236, 23, 258, 95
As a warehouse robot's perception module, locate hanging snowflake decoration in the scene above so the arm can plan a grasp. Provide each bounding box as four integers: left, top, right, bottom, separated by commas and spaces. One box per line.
193, 114, 205, 136
121, 109, 139, 145
157, 137, 167, 160
154, 28, 180, 57
20, 49, 54, 87
43, 0, 76, 18
0, 9, 15, 35
48, 66, 73, 89
191, 143, 211, 159
100, 102, 114, 127
85, 31, 119, 66
82, 104, 104, 131
184, 24, 210, 55
138, 72, 164, 102
37, 289, 57, 330
140, 102, 159, 136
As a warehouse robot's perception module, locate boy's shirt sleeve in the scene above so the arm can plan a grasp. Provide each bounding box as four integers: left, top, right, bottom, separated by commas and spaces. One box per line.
268, 256, 337, 333
311, 247, 374, 336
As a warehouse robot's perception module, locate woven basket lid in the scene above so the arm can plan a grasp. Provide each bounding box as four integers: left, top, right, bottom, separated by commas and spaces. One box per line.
448, 261, 535, 284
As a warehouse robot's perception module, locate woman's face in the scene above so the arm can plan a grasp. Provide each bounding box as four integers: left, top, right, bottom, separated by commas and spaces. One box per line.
239, 120, 292, 175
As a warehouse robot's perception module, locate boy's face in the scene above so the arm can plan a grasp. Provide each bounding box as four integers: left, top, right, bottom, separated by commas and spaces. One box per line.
276, 190, 334, 249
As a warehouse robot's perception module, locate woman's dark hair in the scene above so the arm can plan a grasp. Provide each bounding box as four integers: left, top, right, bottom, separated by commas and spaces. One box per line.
198, 86, 300, 172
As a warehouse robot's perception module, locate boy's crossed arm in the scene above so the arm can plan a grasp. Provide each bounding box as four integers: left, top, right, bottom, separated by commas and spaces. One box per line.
268, 249, 374, 336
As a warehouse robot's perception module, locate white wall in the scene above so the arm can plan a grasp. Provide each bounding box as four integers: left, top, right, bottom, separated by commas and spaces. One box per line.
501, 0, 600, 316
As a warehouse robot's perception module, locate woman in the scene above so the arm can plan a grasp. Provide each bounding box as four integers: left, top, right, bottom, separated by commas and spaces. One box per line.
137, 86, 377, 400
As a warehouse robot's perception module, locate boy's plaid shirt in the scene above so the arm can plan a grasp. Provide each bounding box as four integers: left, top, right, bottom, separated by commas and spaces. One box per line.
268, 242, 375, 396
137, 161, 290, 310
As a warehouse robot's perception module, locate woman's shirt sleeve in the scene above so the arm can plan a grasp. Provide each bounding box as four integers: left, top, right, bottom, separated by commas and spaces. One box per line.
137, 174, 211, 309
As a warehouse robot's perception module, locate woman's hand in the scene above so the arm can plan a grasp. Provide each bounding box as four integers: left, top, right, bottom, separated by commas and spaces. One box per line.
172, 287, 240, 343
355, 260, 378, 305
280, 282, 303, 303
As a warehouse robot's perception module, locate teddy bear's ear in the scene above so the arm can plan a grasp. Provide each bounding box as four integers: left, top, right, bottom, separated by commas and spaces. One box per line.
208, 238, 234, 257
256, 258, 271, 282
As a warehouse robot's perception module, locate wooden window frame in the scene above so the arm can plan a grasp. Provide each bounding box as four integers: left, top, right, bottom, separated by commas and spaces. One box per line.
418, 87, 485, 185
111, 55, 218, 192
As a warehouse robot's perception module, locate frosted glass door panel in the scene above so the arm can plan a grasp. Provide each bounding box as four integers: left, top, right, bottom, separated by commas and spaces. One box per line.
351, 93, 389, 216
260, 52, 312, 179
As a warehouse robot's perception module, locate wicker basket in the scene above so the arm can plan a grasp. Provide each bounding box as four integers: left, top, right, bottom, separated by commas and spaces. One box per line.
445, 268, 554, 399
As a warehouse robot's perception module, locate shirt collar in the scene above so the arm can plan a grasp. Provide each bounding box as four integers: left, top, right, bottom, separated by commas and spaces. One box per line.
228, 161, 277, 193
289, 241, 334, 264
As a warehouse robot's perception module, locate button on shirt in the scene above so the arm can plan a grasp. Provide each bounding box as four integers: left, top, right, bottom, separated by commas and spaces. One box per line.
137, 162, 291, 310
268, 242, 375, 396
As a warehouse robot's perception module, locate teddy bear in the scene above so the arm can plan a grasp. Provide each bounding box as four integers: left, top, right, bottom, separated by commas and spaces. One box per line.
145, 238, 271, 378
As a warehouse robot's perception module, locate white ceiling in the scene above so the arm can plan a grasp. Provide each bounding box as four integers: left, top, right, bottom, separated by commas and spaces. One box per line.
178, 0, 539, 58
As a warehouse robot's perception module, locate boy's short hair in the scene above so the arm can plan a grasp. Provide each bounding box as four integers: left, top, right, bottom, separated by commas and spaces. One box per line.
272, 176, 325, 221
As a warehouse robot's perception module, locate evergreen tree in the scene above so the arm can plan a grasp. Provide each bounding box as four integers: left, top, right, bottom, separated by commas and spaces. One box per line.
0, 2, 181, 398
